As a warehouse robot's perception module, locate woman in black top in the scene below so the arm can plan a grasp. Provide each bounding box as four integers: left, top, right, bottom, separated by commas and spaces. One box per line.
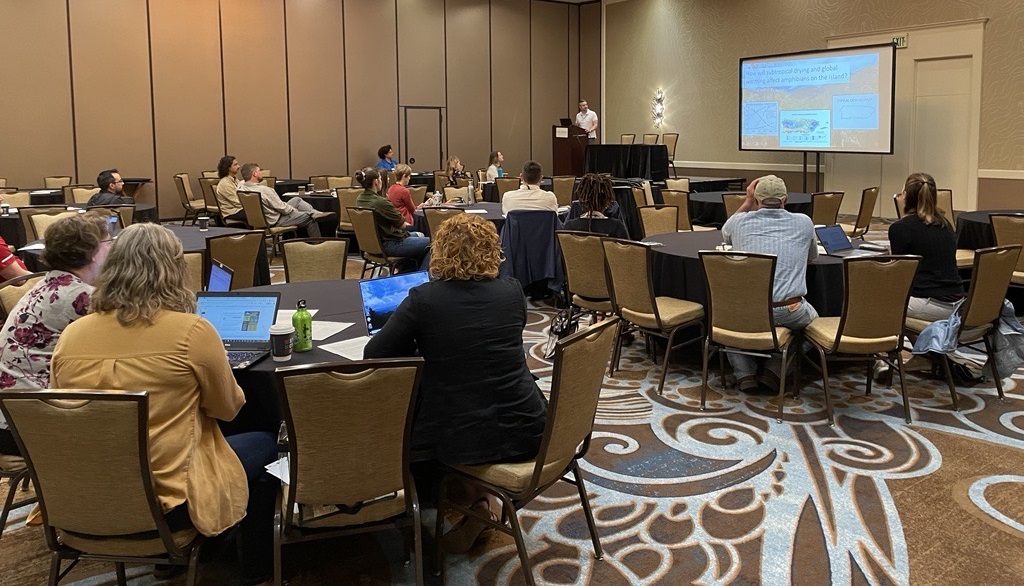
364, 213, 547, 551
561, 173, 630, 239
889, 172, 964, 320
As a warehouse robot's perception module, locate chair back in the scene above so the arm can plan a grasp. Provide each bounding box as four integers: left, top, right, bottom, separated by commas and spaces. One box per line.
936, 189, 955, 222
32, 211, 79, 241
206, 231, 263, 289
960, 245, 1022, 330
327, 176, 352, 190
499, 211, 564, 290
19, 206, 70, 241
0, 391, 187, 556
260, 176, 277, 190
424, 207, 464, 237
630, 187, 649, 209
662, 133, 679, 159
810, 191, 844, 226
198, 177, 221, 215
443, 186, 469, 203
172, 173, 196, 209
259, 169, 273, 177
452, 176, 470, 189
529, 319, 618, 489
830, 256, 920, 354
43, 176, 72, 189
722, 192, 746, 219
274, 359, 423, 528
347, 207, 387, 258
850, 186, 878, 237
700, 251, 781, 350
990, 214, 1024, 273
61, 184, 91, 204
476, 169, 487, 184
89, 205, 135, 228
72, 187, 100, 205
552, 176, 575, 207
557, 231, 611, 305
659, 191, 693, 230
201, 170, 219, 179
408, 185, 428, 207
0, 178, 5, 187
664, 178, 690, 192
495, 177, 520, 198
336, 188, 362, 232
641, 134, 658, 145
0, 272, 46, 319
602, 239, 663, 329
237, 191, 269, 230
638, 205, 677, 237
282, 238, 349, 282
432, 171, 448, 192
183, 251, 204, 293
620, 133, 636, 144
4, 191, 31, 207
309, 176, 329, 191
892, 193, 904, 219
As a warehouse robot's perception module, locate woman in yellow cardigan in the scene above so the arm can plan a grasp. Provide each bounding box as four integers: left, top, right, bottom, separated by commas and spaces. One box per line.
51, 223, 275, 586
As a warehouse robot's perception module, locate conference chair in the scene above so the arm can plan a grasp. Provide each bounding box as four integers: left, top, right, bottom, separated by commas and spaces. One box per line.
2, 191, 31, 208
990, 214, 1024, 286
172, 173, 209, 226
60, 184, 91, 205
407, 185, 428, 207
556, 231, 613, 319
432, 171, 448, 193
308, 176, 329, 191
904, 245, 1022, 411
0, 178, 5, 188
281, 238, 349, 282
638, 205, 678, 237
435, 319, 618, 586
260, 176, 277, 190
201, 170, 219, 179
840, 186, 879, 238
476, 168, 487, 184
43, 176, 72, 189
804, 256, 920, 423
0, 391, 206, 585
183, 252, 204, 294
88, 205, 135, 229
197, 177, 231, 227
699, 251, 803, 422
662, 133, 680, 178
495, 177, 520, 199
621, 133, 636, 144
443, 186, 469, 203
206, 231, 264, 290
603, 239, 705, 394
665, 178, 690, 192
335, 188, 362, 235
423, 207, 464, 238
0, 450, 36, 542
18, 206, 68, 241
810, 191, 845, 226
660, 190, 715, 231
452, 176, 470, 189
259, 169, 273, 177
326, 176, 352, 190
29, 211, 78, 242
630, 187, 650, 209
722, 192, 746, 219
641, 134, 659, 145
237, 191, 297, 257
499, 211, 564, 295
0, 272, 45, 321
71, 187, 100, 205
273, 359, 426, 586
552, 176, 576, 207
937, 189, 956, 223
892, 194, 904, 219
348, 207, 409, 278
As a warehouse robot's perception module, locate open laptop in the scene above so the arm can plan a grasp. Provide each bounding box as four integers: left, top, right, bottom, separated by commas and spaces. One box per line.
358, 271, 431, 335
559, 117, 573, 126
196, 292, 280, 369
815, 224, 881, 258
207, 260, 234, 292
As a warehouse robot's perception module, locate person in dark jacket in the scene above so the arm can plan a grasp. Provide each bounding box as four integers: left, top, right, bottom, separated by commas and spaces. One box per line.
561, 173, 629, 238
86, 168, 135, 207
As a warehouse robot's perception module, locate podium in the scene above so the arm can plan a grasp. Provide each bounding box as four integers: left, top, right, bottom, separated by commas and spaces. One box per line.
552, 124, 588, 176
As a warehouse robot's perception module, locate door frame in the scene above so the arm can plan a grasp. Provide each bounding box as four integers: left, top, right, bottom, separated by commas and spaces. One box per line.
401, 106, 446, 171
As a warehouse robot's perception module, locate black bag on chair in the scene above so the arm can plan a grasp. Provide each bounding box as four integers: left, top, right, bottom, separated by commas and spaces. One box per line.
543, 308, 581, 359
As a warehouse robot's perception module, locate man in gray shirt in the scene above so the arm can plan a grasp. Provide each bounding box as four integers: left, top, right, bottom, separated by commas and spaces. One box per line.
238, 163, 332, 237
721, 175, 817, 393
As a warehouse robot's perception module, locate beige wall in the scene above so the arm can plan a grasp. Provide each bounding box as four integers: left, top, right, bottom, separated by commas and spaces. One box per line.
605, 0, 1024, 207
0, 0, 599, 219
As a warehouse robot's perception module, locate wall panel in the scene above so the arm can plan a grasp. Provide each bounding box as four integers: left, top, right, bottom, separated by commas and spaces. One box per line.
0, 0, 75, 188
222, 0, 290, 179
490, 0, 532, 174
530, 1, 568, 172
286, 0, 347, 178
568, 5, 580, 117
345, 0, 399, 172
579, 2, 601, 140
446, 0, 492, 173
397, 0, 445, 108
150, 0, 224, 219
69, 0, 154, 203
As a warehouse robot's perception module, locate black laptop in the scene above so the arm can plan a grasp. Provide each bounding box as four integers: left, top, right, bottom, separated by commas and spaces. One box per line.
815, 225, 881, 258
196, 292, 280, 368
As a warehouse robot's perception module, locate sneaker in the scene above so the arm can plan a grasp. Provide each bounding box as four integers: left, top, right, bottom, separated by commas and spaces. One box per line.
758, 370, 781, 394
873, 362, 891, 383
312, 211, 336, 221
737, 375, 759, 393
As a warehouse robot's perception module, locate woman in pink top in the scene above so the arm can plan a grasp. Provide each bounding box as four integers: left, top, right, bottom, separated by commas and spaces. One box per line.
386, 163, 423, 225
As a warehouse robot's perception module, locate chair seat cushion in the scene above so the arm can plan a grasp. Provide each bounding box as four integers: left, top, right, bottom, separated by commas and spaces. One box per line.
59, 526, 199, 557
454, 461, 537, 495
692, 225, 717, 232
956, 249, 975, 268
572, 294, 612, 313
712, 326, 792, 351
297, 489, 408, 529
188, 200, 207, 211
622, 297, 703, 330
0, 454, 26, 472
905, 316, 991, 343
1012, 271, 1024, 285
805, 317, 898, 354
268, 226, 297, 235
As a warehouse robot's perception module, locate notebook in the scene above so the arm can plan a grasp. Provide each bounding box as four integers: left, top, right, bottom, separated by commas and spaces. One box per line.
207, 260, 234, 292
196, 292, 280, 368
815, 224, 881, 258
358, 271, 430, 335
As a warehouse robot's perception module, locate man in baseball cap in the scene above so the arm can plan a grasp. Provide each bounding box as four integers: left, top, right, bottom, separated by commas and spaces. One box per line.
720, 175, 818, 394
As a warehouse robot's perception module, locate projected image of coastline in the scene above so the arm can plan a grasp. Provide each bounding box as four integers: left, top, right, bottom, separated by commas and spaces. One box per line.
739, 46, 892, 153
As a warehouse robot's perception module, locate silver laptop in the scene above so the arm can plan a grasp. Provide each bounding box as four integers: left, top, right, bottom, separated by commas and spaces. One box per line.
196, 292, 280, 368
815, 224, 880, 258
358, 271, 430, 335
207, 260, 234, 292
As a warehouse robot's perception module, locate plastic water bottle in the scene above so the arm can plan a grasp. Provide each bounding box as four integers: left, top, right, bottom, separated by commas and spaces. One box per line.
292, 299, 313, 352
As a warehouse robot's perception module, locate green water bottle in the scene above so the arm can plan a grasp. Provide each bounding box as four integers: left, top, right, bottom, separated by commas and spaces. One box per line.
292, 299, 313, 352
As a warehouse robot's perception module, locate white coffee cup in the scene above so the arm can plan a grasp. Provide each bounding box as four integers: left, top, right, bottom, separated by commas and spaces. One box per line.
269, 324, 295, 362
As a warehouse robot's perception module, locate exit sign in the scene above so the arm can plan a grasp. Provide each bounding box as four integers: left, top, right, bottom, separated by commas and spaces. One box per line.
893, 35, 908, 49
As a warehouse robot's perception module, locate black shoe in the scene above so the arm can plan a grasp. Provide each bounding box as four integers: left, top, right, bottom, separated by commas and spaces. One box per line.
153, 564, 186, 581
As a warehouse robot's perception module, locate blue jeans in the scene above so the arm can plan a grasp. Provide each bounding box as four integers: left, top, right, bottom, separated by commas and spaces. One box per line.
225, 432, 278, 586
727, 299, 818, 380
382, 235, 431, 271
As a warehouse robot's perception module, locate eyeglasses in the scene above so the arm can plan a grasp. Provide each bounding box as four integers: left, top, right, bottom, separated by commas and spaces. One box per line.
100, 238, 114, 243
113, 180, 124, 184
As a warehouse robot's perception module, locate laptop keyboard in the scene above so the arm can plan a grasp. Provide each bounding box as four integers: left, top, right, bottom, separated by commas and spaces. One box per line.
227, 350, 265, 364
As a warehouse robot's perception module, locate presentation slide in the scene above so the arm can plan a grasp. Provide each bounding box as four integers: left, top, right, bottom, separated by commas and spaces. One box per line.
739, 44, 895, 154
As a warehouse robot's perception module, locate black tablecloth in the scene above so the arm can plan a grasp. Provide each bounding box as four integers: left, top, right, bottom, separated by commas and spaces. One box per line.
955, 209, 1024, 250
584, 145, 670, 181
224, 279, 367, 434
134, 203, 159, 224
274, 179, 308, 197
685, 176, 746, 192
408, 173, 435, 193
413, 202, 505, 237
645, 230, 848, 317
689, 191, 812, 227
28, 191, 64, 205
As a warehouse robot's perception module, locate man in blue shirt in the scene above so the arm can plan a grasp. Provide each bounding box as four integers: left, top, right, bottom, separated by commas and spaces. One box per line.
375, 145, 398, 171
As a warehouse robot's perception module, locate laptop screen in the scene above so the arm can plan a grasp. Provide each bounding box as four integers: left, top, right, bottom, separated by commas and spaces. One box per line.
816, 224, 853, 253
207, 261, 234, 292
359, 271, 430, 335
196, 293, 279, 344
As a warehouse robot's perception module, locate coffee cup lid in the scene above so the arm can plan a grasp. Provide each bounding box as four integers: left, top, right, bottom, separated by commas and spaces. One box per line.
269, 324, 295, 334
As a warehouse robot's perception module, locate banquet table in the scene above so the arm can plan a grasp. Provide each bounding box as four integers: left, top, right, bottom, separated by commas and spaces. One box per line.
1, 203, 159, 250
685, 176, 747, 192
584, 144, 670, 181
955, 209, 1023, 250
689, 191, 812, 227
413, 201, 506, 236
273, 179, 308, 197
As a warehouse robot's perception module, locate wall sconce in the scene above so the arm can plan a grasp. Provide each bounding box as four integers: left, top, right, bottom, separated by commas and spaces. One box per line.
651, 88, 665, 128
